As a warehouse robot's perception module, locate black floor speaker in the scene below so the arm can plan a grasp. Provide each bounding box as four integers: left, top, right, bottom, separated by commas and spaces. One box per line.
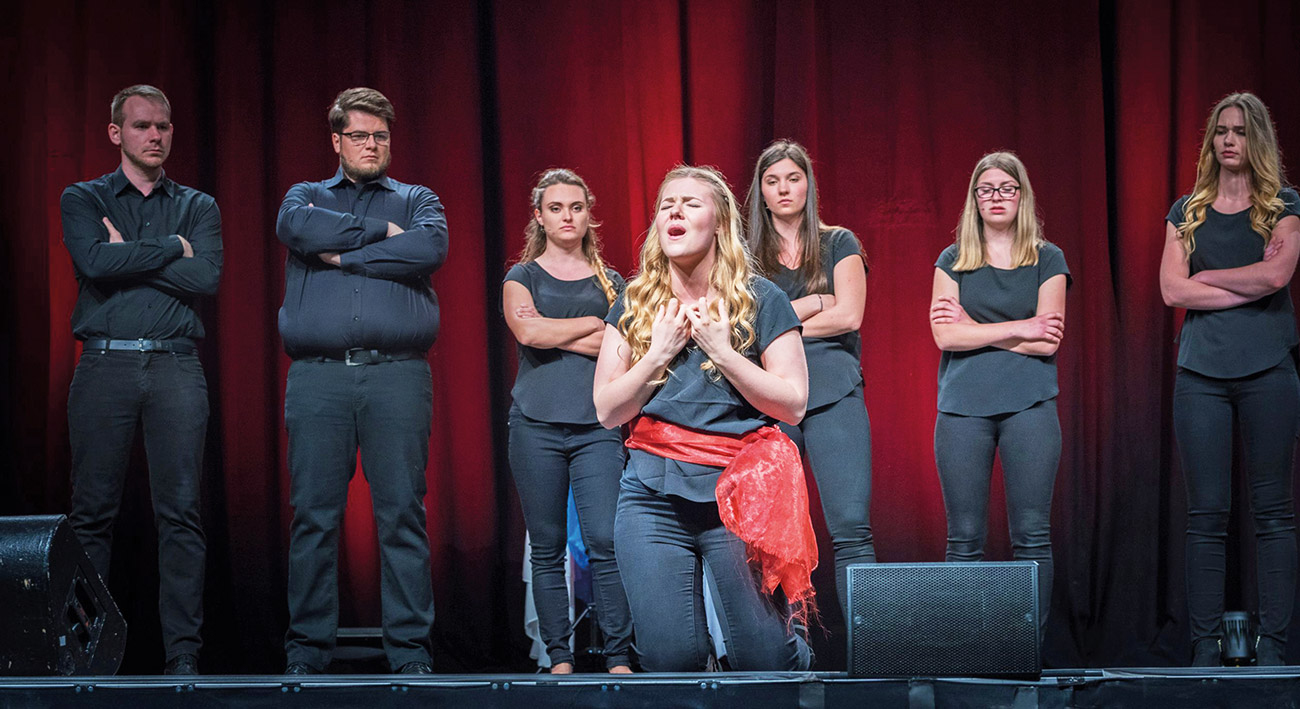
846, 561, 1039, 678
0, 515, 127, 675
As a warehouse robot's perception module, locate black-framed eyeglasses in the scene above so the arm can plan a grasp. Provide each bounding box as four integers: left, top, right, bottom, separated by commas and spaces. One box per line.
974, 184, 1020, 200
337, 130, 391, 146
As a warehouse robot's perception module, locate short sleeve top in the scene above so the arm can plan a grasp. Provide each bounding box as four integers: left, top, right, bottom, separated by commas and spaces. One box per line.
1165, 189, 1300, 378
935, 242, 1071, 416
770, 228, 866, 409
605, 277, 801, 501
505, 261, 624, 425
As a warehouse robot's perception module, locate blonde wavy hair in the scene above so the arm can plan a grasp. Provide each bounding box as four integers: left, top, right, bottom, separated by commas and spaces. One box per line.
1177, 92, 1288, 254
516, 168, 618, 304
952, 151, 1045, 271
618, 166, 757, 375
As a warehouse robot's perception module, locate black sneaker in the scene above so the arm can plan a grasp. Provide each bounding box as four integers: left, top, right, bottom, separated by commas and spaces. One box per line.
284, 661, 322, 675
1256, 637, 1287, 667
163, 653, 199, 676
1191, 638, 1222, 667
397, 661, 433, 674
793, 621, 816, 670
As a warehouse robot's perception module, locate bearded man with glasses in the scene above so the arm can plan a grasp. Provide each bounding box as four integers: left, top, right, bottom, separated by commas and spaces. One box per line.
276, 87, 448, 676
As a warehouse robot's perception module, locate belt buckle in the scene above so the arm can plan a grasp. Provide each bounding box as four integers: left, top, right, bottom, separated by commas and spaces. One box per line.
134, 339, 148, 352
344, 348, 366, 366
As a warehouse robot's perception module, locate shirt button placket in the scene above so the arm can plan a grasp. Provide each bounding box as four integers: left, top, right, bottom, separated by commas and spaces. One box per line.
351, 187, 372, 330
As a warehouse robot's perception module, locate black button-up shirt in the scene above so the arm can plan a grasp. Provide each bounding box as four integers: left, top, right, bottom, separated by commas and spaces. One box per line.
276, 168, 448, 356
60, 167, 223, 341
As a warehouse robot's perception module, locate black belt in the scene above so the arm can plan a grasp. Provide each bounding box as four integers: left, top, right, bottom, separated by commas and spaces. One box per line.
300, 348, 426, 366
82, 338, 198, 355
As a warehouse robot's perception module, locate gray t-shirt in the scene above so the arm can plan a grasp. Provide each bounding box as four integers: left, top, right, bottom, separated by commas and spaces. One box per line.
505, 261, 624, 425
770, 228, 866, 409
605, 277, 801, 501
935, 242, 1071, 416
1165, 188, 1300, 378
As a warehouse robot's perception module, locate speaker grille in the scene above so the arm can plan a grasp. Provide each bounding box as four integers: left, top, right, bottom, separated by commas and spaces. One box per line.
846, 562, 1039, 677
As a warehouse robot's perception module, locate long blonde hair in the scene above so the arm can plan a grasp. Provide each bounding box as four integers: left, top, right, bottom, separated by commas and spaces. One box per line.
744, 139, 851, 293
1177, 92, 1287, 254
619, 166, 757, 374
516, 168, 618, 305
952, 151, 1045, 271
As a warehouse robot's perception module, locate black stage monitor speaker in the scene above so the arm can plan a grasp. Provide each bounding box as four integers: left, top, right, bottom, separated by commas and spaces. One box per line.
0, 515, 127, 675
846, 561, 1039, 678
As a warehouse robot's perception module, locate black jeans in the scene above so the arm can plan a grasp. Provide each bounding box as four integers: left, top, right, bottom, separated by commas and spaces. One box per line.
67, 349, 209, 661
283, 359, 435, 671
614, 479, 812, 672
934, 398, 1060, 631
507, 407, 632, 668
1174, 361, 1299, 645
780, 383, 876, 618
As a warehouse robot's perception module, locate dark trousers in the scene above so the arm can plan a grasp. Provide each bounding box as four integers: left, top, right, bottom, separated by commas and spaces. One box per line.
934, 398, 1060, 631
780, 383, 876, 618
507, 407, 632, 667
283, 359, 435, 671
1173, 361, 1299, 645
67, 350, 209, 661
614, 480, 811, 672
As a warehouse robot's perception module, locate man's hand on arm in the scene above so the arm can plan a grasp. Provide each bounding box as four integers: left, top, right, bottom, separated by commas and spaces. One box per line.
103, 218, 124, 243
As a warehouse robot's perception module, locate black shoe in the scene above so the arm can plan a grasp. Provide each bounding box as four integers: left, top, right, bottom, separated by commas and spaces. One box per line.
397, 661, 433, 675
163, 653, 199, 676
284, 661, 322, 675
1191, 638, 1222, 667
1256, 637, 1287, 667
793, 621, 816, 670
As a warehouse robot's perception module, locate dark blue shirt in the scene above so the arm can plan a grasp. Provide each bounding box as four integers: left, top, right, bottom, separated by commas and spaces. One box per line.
1166, 189, 1300, 378
276, 168, 448, 356
60, 167, 223, 341
505, 261, 624, 425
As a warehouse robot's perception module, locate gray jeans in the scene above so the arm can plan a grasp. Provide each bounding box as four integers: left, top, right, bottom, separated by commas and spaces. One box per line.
934, 398, 1060, 631
1174, 361, 1299, 645
507, 406, 632, 668
614, 479, 811, 672
780, 383, 875, 618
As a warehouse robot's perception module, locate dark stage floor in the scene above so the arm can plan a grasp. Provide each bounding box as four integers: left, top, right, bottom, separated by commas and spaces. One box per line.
4, 668, 1300, 708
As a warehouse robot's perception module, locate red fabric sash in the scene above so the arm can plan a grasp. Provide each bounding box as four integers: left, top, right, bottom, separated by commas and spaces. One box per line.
625, 416, 819, 617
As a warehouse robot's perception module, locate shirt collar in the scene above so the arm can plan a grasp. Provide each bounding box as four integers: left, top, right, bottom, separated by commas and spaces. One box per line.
327, 166, 396, 192
111, 166, 172, 197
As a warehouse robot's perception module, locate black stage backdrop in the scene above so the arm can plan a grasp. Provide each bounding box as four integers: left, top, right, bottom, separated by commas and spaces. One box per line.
3, 0, 1300, 673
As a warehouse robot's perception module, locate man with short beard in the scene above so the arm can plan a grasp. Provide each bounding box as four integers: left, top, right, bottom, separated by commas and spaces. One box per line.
60, 84, 222, 676
275, 87, 447, 675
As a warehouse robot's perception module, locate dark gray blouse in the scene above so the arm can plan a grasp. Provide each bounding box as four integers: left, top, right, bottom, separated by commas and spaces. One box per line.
605, 277, 801, 501
935, 242, 1071, 417
1165, 188, 1300, 378
770, 228, 866, 409
505, 261, 624, 425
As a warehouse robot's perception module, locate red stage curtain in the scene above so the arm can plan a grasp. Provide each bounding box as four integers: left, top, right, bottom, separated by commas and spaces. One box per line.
3, 0, 1298, 672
